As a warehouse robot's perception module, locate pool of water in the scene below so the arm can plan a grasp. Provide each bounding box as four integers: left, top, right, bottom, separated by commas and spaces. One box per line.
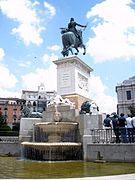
0, 157, 135, 179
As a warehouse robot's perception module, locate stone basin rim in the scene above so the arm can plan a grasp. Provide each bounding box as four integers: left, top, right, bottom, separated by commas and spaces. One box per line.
35, 122, 78, 125
21, 142, 82, 146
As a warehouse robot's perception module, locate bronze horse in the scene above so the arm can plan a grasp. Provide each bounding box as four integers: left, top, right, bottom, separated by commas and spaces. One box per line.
61, 28, 86, 57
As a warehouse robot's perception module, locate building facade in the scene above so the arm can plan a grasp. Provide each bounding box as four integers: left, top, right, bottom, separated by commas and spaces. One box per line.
0, 84, 56, 127
21, 83, 56, 113
0, 98, 25, 127
116, 76, 135, 115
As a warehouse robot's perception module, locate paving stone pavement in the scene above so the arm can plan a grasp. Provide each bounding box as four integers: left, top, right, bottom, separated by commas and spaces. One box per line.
7, 173, 135, 180
44, 174, 135, 180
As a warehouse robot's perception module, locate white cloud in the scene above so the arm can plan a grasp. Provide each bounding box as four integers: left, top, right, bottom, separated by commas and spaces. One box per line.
86, 0, 135, 63
18, 61, 31, 68
21, 62, 57, 91
0, 0, 45, 45
0, 66, 18, 89
12, 23, 44, 46
42, 53, 58, 63
0, 48, 5, 61
0, 88, 21, 98
0, 51, 19, 97
89, 74, 117, 113
47, 45, 61, 51
44, 1, 56, 18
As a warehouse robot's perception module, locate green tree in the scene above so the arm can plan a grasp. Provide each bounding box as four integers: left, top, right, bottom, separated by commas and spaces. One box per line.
128, 105, 135, 116
12, 122, 20, 131
0, 111, 11, 132
0, 111, 6, 127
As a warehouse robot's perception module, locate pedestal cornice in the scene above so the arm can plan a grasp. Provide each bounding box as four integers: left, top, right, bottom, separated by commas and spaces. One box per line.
53, 56, 93, 74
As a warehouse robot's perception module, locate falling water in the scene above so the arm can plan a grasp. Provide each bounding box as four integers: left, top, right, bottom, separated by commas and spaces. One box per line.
21, 122, 82, 161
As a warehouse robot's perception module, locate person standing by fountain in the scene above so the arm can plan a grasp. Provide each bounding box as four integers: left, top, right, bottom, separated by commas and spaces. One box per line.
103, 114, 112, 142
118, 113, 127, 143
111, 114, 120, 143
103, 114, 112, 128
131, 115, 135, 142
126, 114, 134, 143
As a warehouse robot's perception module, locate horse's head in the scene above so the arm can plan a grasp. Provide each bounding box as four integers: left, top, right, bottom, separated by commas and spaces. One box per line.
60, 28, 68, 34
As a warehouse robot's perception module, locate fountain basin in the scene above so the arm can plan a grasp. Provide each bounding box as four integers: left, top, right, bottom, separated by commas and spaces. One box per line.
21, 142, 82, 161
34, 122, 79, 142
21, 120, 82, 161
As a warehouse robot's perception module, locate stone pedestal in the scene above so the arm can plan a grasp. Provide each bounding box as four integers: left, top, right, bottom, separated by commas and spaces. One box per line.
53, 56, 93, 109
62, 94, 91, 109
78, 114, 103, 160
79, 114, 102, 138
19, 118, 42, 142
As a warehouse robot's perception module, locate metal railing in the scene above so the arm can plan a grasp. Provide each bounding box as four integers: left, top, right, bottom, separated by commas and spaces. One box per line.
0, 131, 19, 143
0, 136, 19, 143
0, 131, 19, 136
90, 127, 135, 144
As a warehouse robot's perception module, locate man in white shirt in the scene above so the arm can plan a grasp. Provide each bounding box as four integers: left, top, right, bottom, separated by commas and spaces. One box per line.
131, 116, 135, 143
126, 114, 134, 143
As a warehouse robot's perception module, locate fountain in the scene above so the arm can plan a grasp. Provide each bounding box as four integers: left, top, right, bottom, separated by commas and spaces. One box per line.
21, 95, 82, 161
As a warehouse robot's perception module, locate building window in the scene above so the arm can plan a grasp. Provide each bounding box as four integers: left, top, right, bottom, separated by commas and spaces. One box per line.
38, 96, 41, 99
13, 105, 17, 111
27, 101, 31, 107
33, 101, 36, 106
126, 90, 131, 100
4, 111, 8, 121
4, 106, 8, 110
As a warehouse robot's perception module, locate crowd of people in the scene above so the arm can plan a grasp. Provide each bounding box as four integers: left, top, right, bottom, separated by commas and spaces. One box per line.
103, 113, 135, 143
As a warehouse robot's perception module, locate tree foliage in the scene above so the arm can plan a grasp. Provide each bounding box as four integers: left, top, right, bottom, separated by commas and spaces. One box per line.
0, 111, 6, 127
0, 111, 11, 131
128, 105, 135, 117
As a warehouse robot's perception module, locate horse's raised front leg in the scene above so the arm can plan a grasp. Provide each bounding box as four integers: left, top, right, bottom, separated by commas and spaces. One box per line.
74, 47, 79, 55
61, 48, 69, 57
82, 44, 86, 55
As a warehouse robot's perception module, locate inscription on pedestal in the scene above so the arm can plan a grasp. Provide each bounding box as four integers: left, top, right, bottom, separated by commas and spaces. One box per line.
60, 71, 71, 88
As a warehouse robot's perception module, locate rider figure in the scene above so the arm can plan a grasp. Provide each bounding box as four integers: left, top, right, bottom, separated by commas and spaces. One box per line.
68, 18, 86, 43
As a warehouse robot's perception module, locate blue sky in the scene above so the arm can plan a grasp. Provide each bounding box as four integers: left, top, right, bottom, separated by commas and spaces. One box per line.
0, 0, 135, 114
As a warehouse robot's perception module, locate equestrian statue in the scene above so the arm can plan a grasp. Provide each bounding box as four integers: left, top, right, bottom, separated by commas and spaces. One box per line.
61, 18, 87, 57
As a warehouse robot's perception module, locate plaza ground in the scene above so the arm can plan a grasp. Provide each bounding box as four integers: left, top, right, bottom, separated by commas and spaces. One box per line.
45, 174, 135, 180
